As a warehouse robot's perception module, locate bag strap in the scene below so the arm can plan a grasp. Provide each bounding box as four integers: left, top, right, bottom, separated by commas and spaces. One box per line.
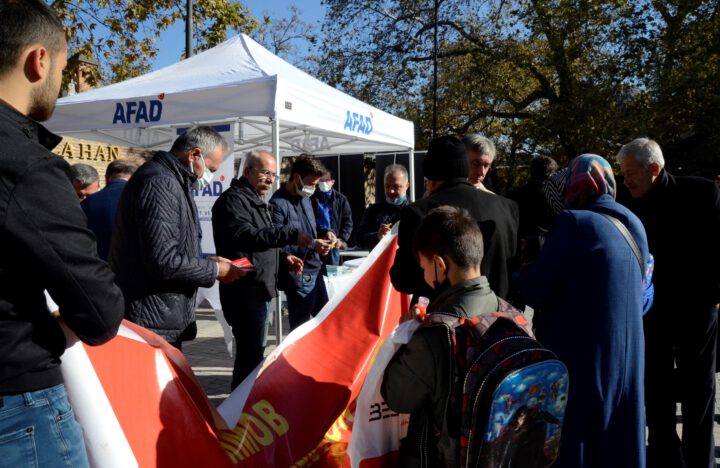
598, 213, 643, 275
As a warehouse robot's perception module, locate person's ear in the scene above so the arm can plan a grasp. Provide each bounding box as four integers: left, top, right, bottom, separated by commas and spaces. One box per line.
649, 162, 661, 178
433, 254, 447, 275
24, 46, 51, 83
189, 147, 203, 163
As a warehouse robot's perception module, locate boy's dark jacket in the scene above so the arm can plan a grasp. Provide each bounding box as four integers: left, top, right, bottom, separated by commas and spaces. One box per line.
381, 277, 498, 467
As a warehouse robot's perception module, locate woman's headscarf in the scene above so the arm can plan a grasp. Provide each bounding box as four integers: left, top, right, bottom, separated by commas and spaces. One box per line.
542, 154, 616, 211
565, 154, 616, 208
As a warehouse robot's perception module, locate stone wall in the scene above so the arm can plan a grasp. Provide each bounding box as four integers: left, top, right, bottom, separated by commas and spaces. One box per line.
52, 137, 152, 188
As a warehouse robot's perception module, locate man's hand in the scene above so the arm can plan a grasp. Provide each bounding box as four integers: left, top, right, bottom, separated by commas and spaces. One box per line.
325, 231, 344, 249
213, 256, 247, 284
287, 255, 304, 275
314, 239, 332, 256
377, 223, 392, 240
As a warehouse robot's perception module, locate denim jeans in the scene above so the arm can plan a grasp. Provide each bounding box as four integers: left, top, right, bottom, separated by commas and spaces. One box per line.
230, 300, 271, 390
0, 384, 89, 468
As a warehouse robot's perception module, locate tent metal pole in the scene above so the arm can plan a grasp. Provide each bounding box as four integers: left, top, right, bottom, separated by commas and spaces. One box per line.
409, 148, 416, 201
271, 117, 284, 344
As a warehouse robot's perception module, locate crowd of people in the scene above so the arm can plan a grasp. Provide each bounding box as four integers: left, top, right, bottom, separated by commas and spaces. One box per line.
1, 1, 719, 467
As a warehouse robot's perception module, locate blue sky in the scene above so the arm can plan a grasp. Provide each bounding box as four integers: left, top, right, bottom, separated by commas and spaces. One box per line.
152, 1, 326, 70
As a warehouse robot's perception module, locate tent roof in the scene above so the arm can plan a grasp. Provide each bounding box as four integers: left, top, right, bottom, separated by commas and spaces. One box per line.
46, 34, 414, 155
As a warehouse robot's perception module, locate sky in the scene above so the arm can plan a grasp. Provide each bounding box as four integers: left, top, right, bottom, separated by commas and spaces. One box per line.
152, 1, 327, 71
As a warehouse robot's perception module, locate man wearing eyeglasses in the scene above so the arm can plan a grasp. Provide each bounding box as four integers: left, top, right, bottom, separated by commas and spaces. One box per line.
212, 149, 315, 389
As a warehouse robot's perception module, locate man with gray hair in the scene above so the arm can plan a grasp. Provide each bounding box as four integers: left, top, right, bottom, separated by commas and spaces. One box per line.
70, 162, 100, 199
82, 159, 138, 260
355, 163, 410, 249
212, 149, 316, 389
110, 126, 245, 350
463, 134, 496, 193
617, 137, 720, 468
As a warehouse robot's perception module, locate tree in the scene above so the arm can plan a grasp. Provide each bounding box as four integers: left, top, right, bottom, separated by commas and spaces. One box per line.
319, 0, 719, 175
252, 4, 318, 71
51, 0, 259, 84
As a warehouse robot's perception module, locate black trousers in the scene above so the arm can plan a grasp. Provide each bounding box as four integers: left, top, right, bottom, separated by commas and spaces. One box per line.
226, 300, 270, 391
644, 300, 717, 468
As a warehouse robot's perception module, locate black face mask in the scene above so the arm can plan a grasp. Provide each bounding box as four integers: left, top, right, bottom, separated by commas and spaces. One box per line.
433, 257, 452, 292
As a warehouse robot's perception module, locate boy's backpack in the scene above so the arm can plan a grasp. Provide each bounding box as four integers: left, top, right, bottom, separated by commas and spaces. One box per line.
422, 298, 569, 468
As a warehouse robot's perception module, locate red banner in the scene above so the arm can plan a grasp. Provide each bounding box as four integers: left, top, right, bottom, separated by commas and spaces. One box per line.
217, 236, 407, 466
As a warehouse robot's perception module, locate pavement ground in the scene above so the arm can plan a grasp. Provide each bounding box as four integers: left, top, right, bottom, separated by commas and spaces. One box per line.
184, 307, 720, 466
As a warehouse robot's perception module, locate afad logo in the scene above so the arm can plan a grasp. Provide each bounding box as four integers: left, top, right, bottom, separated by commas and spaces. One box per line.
112, 93, 165, 124
343, 110, 373, 135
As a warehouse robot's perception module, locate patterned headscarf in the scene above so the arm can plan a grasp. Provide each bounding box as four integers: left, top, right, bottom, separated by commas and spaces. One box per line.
565, 154, 616, 208
542, 154, 616, 211
542, 167, 569, 215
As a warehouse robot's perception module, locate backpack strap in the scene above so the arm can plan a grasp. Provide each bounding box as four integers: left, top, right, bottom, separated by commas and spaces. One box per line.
464, 298, 535, 339
421, 298, 534, 339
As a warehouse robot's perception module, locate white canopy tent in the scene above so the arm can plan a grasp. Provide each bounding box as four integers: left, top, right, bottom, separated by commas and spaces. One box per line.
47, 34, 415, 343
47, 33, 416, 196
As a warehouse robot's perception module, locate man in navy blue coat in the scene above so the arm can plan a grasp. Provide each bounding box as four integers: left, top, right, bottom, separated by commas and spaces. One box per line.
270, 154, 332, 330
82, 159, 138, 260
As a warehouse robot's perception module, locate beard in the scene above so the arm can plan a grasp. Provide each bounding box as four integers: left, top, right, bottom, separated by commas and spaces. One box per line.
257, 181, 273, 194
28, 70, 59, 121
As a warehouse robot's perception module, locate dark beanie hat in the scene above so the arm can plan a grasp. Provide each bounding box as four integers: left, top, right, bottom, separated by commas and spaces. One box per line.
422, 135, 469, 181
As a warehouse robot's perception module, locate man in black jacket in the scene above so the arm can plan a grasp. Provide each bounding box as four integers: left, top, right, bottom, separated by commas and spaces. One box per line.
390, 135, 519, 301
110, 126, 244, 350
355, 164, 410, 249
212, 149, 315, 389
617, 138, 720, 468
0, 1, 125, 465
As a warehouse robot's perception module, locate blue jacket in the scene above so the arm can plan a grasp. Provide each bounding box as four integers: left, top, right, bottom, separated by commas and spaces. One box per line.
81, 178, 127, 260
270, 186, 321, 289
521, 194, 647, 468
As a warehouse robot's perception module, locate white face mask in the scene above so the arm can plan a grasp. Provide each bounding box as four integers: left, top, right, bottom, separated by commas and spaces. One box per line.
295, 176, 316, 198
192, 154, 215, 191
318, 181, 333, 193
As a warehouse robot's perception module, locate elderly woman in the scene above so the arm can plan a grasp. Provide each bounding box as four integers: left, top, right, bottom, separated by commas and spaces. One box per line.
521, 154, 649, 468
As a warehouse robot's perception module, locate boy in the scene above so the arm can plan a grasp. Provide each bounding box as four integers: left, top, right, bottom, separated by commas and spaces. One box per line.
382, 206, 501, 467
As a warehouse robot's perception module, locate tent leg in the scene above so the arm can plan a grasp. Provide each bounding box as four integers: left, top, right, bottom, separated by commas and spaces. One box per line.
408, 148, 416, 202
271, 118, 284, 345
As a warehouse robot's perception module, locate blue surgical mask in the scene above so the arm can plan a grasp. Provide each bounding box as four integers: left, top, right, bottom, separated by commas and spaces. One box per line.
386, 195, 407, 206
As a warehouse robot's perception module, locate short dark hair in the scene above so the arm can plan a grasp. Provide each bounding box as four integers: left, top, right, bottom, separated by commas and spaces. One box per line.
106, 159, 138, 180
0, 0, 66, 77
171, 126, 227, 156
529, 156, 559, 181
291, 154, 326, 179
413, 206, 484, 269
70, 163, 99, 188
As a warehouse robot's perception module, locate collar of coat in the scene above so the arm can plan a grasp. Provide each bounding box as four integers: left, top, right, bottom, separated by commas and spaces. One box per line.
152, 150, 197, 188
0, 100, 62, 151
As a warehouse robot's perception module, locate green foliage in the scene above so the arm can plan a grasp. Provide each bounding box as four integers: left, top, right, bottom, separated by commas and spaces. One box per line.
320, 0, 720, 175
51, 0, 259, 84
